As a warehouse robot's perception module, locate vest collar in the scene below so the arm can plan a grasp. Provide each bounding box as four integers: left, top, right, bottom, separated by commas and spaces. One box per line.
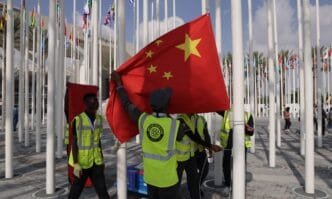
153, 112, 167, 117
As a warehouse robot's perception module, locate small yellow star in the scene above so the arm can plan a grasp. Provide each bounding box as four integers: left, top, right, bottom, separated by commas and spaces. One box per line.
147, 65, 157, 74
163, 72, 173, 80
176, 34, 202, 61
155, 40, 163, 46
145, 50, 154, 58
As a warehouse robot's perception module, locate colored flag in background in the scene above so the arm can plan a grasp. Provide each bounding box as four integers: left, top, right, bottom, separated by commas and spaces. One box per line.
103, 8, 112, 26
30, 8, 36, 28
106, 14, 230, 143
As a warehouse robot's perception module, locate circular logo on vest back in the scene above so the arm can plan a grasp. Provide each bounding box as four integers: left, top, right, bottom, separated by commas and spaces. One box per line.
147, 124, 164, 142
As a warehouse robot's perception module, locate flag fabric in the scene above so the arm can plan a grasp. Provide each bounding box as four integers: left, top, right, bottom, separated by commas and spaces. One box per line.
82, 14, 88, 30
83, 0, 92, 15
30, 8, 36, 28
129, 0, 135, 7
103, 9, 112, 25
287, 53, 298, 70
106, 14, 230, 143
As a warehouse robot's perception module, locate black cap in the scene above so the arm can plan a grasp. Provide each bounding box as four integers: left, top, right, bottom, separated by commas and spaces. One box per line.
149, 87, 172, 112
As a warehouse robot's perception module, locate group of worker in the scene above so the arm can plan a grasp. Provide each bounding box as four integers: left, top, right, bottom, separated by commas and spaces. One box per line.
64, 70, 255, 199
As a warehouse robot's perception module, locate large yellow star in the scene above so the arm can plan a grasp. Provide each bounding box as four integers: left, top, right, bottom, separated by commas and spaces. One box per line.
145, 50, 154, 58
147, 65, 157, 74
176, 34, 202, 61
163, 72, 173, 80
155, 40, 163, 46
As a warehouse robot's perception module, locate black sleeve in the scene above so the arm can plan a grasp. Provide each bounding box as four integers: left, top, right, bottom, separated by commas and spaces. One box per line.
176, 122, 190, 141
203, 123, 211, 146
72, 119, 77, 138
245, 115, 254, 136
116, 86, 143, 124
178, 117, 211, 148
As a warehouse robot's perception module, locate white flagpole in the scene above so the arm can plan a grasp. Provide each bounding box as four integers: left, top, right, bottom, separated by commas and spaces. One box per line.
213, 0, 223, 187
31, 23, 36, 131
267, 0, 276, 167
5, 0, 14, 179
156, 0, 160, 37
117, 1, 127, 198
297, 0, 305, 156
114, 0, 118, 71
18, 0, 25, 143
231, 0, 246, 197
292, 58, 296, 118
164, 0, 168, 33
272, 0, 281, 148
136, 0, 140, 51
248, 0, 256, 152
24, 10, 30, 147
151, 0, 155, 41
143, 0, 148, 45
73, 0, 77, 82
1, 26, 5, 133
303, 0, 315, 193
56, 0, 65, 159
36, 0, 41, 153
92, 0, 99, 86
99, 0, 102, 111
316, 0, 323, 147
46, 0, 56, 193
172, 0, 175, 28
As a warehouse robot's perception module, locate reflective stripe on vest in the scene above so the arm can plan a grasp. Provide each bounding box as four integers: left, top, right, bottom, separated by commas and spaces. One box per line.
139, 113, 179, 188
196, 115, 206, 152
220, 111, 253, 148
64, 124, 69, 145
68, 113, 104, 169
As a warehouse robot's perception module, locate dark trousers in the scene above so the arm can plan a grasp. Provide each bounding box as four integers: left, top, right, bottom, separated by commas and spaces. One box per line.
147, 183, 182, 199
68, 164, 110, 199
196, 151, 209, 185
284, 119, 291, 130
177, 157, 200, 199
223, 148, 247, 187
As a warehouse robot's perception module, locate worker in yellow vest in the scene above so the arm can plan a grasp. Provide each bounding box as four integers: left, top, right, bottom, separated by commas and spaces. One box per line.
217, 110, 254, 197
176, 114, 214, 199
68, 93, 110, 199
111, 72, 222, 199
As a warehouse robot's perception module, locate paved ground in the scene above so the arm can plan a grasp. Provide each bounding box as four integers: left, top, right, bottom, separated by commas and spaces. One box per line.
0, 118, 331, 199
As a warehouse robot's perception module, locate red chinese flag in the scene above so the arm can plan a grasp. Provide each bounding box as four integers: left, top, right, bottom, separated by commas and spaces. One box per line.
107, 14, 230, 143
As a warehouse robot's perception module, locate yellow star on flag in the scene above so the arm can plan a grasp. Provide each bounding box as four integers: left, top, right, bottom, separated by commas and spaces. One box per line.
155, 40, 163, 46
176, 34, 202, 61
163, 72, 173, 80
145, 50, 154, 58
147, 65, 157, 73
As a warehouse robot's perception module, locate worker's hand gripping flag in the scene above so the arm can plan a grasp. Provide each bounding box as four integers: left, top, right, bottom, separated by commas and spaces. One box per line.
107, 14, 230, 143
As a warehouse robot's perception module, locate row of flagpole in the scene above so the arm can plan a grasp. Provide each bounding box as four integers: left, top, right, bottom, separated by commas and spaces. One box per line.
1, 0, 331, 197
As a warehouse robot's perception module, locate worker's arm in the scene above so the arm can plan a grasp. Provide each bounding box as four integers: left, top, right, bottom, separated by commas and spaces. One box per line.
245, 115, 254, 136
203, 122, 212, 146
72, 119, 79, 164
111, 71, 142, 123
178, 118, 212, 148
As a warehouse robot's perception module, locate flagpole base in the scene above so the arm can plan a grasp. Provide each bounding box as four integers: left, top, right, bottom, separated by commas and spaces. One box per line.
32, 187, 67, 198
293, 186, 328, 198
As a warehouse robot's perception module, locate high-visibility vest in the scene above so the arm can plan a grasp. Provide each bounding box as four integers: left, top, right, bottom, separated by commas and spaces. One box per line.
64, 124, 69, 145
139, 113, 179, 188
69, 112, 104, 169
195, 115, 206, 152
220, 111, 253, 149
176, 114, 194, 161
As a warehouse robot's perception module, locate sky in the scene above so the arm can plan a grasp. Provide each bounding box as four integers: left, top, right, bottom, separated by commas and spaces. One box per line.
4, 0, 332, 55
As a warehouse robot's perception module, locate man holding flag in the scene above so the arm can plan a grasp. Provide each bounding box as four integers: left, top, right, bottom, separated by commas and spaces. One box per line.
107, 14, 229, 198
